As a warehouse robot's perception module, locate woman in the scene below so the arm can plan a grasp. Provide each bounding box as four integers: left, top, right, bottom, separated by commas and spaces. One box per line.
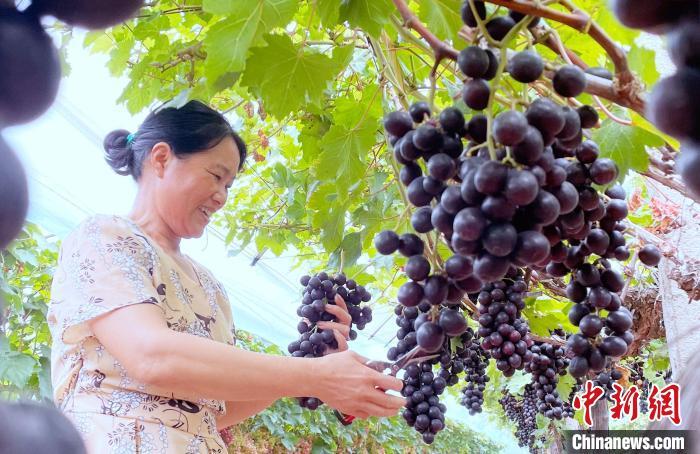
47, 100, 405, 453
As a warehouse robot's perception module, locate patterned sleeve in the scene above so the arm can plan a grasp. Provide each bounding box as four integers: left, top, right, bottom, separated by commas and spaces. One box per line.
49, 215, 162, 345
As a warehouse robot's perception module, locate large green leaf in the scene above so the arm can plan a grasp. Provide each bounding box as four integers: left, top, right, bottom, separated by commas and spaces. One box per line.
417, 0, 463, 45
203, 0, 297, 80
241, 35, 352, 118
593, 121, 662, 179
338, 0, 393, 37
318, 83, 382, 193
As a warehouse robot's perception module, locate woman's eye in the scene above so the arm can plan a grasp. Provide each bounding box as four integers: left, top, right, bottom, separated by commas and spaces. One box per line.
209, 171, 222, 181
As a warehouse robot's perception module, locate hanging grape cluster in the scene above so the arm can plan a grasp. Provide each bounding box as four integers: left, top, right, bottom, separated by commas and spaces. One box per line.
288, 272, 372, 410
524, 341, 572, 420
499, 386, 543, 452
373, 0, 669, 444
611, 0, 700, 197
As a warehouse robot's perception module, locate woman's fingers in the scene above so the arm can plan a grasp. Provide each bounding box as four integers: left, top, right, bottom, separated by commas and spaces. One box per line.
334, 294, 349, 313
317, 321, 350, 339
331, 329, 348, 351
372, 372, 404, 393
324, 302, 351, 326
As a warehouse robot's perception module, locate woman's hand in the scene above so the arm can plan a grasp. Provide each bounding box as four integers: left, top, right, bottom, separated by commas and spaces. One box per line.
313, 350, 406, 419
317, 294, 352, 353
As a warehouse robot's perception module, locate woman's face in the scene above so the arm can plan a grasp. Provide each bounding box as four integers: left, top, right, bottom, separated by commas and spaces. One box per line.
153, 136, 241, 239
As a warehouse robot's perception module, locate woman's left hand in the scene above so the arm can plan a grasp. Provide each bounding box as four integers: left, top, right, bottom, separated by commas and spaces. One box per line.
318, 294, 352, 353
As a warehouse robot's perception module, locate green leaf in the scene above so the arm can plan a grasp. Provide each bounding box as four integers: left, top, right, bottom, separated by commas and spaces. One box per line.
241, 34, 349, 118
328, 231, 363, 271
320, 203, 347, 251
417, 0, 463, 45
315, 0, 341, 26
593, 121, 662, 179
504, 370, 531, 395
0, 352, 36, 388
631, 111, 680, 149
556, 372, 576, 403
338, 0, 393, 37
203, 0, 297, 80
627, 46, 659, 90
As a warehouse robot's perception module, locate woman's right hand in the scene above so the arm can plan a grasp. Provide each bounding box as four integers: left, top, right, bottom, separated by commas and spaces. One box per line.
312, 350, 406, 419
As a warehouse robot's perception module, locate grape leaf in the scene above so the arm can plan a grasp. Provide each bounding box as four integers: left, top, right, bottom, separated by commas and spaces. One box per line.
593, 121, 662, 179
627, 46, 660, 90
241, 35, 352, 118
338, 0, 393, 37
504, 370, 531, 394
0, 351, 36, 388
418, 0, 463, 45
328, 231, 364, 271
314, 0, 340, 26
203, 0, 297, 80
318, 84, 382, 193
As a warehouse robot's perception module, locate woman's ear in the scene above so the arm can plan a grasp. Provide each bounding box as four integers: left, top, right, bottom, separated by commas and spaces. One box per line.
148, 142, 173, 178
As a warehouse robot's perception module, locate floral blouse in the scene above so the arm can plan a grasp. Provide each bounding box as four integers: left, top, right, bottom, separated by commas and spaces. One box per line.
47, 214, 236, 453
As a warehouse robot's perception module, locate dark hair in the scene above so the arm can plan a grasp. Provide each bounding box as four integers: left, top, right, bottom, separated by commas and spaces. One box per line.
102, 99, 247, 180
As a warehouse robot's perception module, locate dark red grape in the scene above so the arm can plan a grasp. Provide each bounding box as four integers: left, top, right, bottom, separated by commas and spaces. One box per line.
512, 126, 544, 165
462, 79, 490, 110
31, 0, 144, 29
427, 153, 457, 181
579, 314, 603, 337
439, 107, 466, 134
374, 230, 400, 255
440, 185, 467, 214
438, 309, 468, 336
483, 49, 499, 81
400, 162, 422, 186
0, 139, 29, 249
505, 169, 539, 205
474, 253, 510, 282
486, 15, 516, 41
482, 223, 518, 257
526, 98, 565, 139
399, 233, 424, 257
474, 160, 508, 194
406, 255, 431, 281
676, 142, 700, 196
610, 0, 698, 31
514, 231, 550, 265
411, 206, 434, 233
407, 177, 433, 206
398, 281, 424, 307
453, 207, 487, 241
647, 70, 700, 141
467, 114, 488, 142
461, 0, 486, 27
507, 50, 544, 83
413, 124, 444, 151
0, 9, 61, 126
458, 46, 490, 78
577, 105, 599, 129
557, 107, 582, 141
384, 111, 413, 137
589, 158, 618, 185
416, 322, 445, 353
445, 255, 474, 280
493, 110, 528, 146
553, 65, 587, 97
638, 244, 661, 266
409, 101, 431, 123
568, 356, 589, 377
668, 21, 700, 69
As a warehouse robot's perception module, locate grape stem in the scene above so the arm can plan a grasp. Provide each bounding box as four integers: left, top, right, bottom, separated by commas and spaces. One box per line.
389, 0, 644, 114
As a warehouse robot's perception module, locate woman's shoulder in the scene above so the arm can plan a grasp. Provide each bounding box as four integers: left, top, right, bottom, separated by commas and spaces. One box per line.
63, 214, 153, 254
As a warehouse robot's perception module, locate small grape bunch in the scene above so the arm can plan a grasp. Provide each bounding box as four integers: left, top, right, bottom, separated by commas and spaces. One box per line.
288, 271, 372, 410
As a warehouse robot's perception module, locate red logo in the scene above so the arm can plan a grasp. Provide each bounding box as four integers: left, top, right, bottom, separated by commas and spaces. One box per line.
609, 383, 640, 421
648, 383, 681, 425
572, 380, 605, 427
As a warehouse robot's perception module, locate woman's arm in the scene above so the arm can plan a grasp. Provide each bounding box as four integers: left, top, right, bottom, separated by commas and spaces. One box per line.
216, 399, 276, 429
88, 303, 405, 419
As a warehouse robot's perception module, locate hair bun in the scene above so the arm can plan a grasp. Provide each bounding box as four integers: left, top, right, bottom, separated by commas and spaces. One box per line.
103, 129, 133, 177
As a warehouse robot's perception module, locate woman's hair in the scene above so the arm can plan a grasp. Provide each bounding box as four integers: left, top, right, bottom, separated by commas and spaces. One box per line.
102, 99, 247, 180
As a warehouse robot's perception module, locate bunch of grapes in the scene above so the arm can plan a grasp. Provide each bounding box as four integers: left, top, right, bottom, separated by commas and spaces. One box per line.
629, 360, 650, 413
288, 271, 372, 410
437, 325, 478, 387
476, 272, 534, 377
458, 334, 490, 415
401, 360, 448, 444
499, 386, 541, 452
375, 231, 472, 355
524, 342, 571, 419
611, 0, 700, 197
